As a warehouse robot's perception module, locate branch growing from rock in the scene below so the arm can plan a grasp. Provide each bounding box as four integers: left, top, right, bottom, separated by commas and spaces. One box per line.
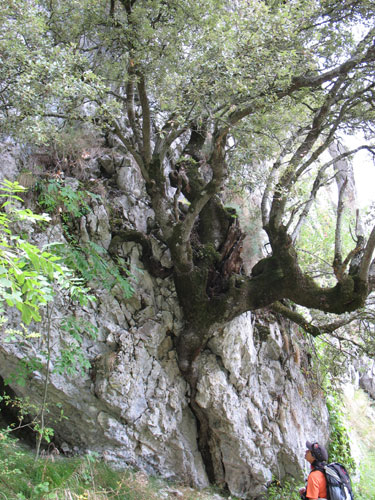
109, 230, 173, 278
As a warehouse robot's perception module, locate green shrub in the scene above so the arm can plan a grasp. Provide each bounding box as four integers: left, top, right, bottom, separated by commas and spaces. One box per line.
0, 433, 156, 499
51, 240, 135, 299
266, 476, 301, 500
326, 391, 355, 472
36, 178, 99, 219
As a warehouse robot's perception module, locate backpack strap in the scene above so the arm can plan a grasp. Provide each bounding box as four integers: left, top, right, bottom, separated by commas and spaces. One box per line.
324, 465, 341, 483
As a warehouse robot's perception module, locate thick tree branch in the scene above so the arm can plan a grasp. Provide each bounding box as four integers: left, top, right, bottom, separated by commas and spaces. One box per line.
169, 129, 228, 271
288, 26, 375, 90
222, 27, 375, 131
108, 229, 172, 278
261, 222, 369, 316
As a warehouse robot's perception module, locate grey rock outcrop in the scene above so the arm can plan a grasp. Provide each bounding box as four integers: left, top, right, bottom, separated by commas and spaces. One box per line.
0, 144, 330, 499
359, 358, 375, 400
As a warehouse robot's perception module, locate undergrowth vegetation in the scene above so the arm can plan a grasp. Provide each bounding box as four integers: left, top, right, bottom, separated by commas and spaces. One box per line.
36, 178, 136, 299
0, 432, 239, 500
265, 477, 301, 500
326, 391, 356, 472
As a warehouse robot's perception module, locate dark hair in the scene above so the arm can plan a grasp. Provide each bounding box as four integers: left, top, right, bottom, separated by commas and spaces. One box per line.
306, 441, 328, 462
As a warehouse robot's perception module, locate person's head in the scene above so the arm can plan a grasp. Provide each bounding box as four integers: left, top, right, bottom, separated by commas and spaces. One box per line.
305, 441, 328, 463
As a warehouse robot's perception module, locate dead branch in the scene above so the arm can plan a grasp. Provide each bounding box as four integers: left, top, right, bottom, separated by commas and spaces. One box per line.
271, 301, 357, 337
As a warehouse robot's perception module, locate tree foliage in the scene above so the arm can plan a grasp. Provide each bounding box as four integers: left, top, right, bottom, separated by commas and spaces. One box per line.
0, 180, 90, 323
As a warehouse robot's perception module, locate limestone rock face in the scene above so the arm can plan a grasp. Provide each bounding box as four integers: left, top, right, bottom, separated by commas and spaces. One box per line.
0, 140, 21, 182
359, 359, 375, 400
195, 314, 328, 498
0, 144, 330, 499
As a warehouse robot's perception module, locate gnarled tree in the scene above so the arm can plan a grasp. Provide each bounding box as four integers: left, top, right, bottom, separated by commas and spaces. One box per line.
1, 0, 375, 483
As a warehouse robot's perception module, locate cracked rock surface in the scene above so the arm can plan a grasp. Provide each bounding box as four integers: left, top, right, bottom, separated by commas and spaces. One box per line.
0, 145, 330, 499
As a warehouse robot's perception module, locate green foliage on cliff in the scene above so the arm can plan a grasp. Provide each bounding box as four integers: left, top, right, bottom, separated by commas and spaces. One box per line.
327, 392, 356, 472
0, 180, 90, 324
37, 179, 96, 219
51, 241, 135, 299
266, 477, 301, 500
0, 179, 101, 454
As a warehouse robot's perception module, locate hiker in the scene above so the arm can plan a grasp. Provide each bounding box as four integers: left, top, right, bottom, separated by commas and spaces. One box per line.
299, 440, 328, 500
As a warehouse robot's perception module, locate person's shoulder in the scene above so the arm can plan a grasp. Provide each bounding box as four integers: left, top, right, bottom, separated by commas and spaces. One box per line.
310, 469, 326, 480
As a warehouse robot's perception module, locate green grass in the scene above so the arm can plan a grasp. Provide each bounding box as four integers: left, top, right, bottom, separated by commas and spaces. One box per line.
0, 431, 239, 500
0, 431, 163, 499
0, 432, 155, 499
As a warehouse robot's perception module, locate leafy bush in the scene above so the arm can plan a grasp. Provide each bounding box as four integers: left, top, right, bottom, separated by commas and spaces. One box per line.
51, 240, 135, 299
0, 179, 97, 456
0, 179, 94, 324
36, 178, 136, 299
266, 476, 302, 500
37, 178, 100, 219
326, 391, 356, 472
0, 433, 138, 499
0, 180, 59, 323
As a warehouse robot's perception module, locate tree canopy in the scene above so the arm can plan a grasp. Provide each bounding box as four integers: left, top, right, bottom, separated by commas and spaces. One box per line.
2, 0, 375, 349
1, 0, 375, 482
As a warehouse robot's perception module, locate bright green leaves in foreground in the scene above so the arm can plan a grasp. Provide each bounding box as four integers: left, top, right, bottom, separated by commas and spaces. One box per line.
0, 179, 99, 452
0, 179, 92, 324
